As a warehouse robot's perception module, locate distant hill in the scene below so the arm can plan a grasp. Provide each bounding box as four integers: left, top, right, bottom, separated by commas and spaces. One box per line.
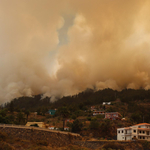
4, 88, 150, 112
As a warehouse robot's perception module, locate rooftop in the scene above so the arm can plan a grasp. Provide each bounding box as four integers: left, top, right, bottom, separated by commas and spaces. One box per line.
132, 123, 150, 126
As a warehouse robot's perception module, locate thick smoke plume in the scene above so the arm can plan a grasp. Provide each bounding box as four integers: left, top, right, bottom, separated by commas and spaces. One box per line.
0, 0, 150, 103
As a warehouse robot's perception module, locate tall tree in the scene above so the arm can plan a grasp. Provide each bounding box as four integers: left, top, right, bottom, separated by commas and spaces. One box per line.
24, 110, 30, 122
9, 101, 14, 113
57, 107, 70, 130
16, 112, 25, 125
71, 119, 83, 133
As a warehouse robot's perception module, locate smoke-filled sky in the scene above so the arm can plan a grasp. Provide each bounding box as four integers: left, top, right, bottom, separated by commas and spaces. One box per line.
1, 0, 150, 103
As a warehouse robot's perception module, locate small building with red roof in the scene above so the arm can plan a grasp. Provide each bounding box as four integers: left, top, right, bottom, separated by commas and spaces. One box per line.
105, 112, 121, 120
48, 126, 55, 130
65, 119, 74, 124
64, 126, 69, 131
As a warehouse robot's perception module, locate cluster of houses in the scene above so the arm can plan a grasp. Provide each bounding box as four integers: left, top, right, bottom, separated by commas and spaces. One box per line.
47, 119, 74, 131
27, 106, 150, 141
26, 121, 150, 141
91, 103, 122, 120
26, 118, 74, 131
92, 103, 150, 141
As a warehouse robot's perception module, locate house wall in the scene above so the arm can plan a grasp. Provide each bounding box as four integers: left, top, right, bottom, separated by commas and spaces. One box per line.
126, 135, 132, 141
117, 128, 125, 140
117, 128, 132, 141
48, 110, 56, 115
26, 122, 45, 128
105, 113, 119, 120
49, 127, 55, 130
118, 125, 150, 141
138, 130, 147, 135
93, 111, 105, 115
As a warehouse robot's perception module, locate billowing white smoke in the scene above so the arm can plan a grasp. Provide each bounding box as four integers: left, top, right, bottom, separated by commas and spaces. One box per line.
0, 0, 150, 103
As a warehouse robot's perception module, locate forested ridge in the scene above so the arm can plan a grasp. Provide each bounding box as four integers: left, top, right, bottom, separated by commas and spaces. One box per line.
4, 88, 150, 111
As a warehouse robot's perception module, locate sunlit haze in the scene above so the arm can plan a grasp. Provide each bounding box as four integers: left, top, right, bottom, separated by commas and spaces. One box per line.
0, 0, 150, 103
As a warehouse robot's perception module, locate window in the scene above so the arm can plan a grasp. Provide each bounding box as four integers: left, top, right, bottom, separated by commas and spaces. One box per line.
118, 131, 120, 133
122, 130, 124, 133
140, 131, 141, 133
143, 131, 145, 134
122, 137, 124, 139
134, 130, 136, 133
143, 137, 145, 139
140, 136, 142, 139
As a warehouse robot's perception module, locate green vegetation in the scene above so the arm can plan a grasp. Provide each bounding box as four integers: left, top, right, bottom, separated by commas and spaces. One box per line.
1, 88, 150, 140
71, 119, 83, 133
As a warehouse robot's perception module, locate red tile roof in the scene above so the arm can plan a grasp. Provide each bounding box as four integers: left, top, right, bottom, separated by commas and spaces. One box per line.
124, 127, 132, 129
133, 123, 150, 126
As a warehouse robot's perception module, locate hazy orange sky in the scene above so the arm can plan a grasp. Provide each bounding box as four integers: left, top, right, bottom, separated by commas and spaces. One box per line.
0, 0, 150, 103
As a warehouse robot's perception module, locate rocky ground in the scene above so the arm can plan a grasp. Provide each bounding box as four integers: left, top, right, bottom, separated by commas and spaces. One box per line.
0, 130, 150, 150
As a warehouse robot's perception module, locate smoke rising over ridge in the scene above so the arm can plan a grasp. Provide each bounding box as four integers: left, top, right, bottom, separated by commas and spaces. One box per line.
0, 0, 150, 103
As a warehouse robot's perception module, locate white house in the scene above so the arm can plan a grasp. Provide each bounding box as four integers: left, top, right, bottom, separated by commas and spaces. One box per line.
48, 126, 55, 130
117, 123, 150, 141
102, 102, 111, 105
64, 127, 69, 131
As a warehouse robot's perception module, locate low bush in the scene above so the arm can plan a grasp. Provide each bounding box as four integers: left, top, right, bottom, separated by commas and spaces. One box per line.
102, 142, 125, 150
0, 131, 8, 141
37, 140, 49, 146
0, 141, 15, 150
139, 140, 150, 150
87, 117, 91, 121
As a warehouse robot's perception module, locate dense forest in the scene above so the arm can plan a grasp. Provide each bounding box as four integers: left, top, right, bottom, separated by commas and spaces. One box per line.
3, 88, 150, 111
2, 88, 150, 124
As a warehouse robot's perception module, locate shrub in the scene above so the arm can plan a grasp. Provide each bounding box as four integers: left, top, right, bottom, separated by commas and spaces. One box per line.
139, 140, 150, 150
46, 115, 51, 119
96, 115, 105, 119
37, 140, 49, 146
87, 117, 91, 121
34, 146, 48, 150
102, 142, 125, 150
71, 119, 83, 133
91, 117, 97, 121
0, 131, 8, 141
83, 127, 87, 130
71, 114, 77, 120
0, 141, 15, 150
68, 133, 73, 141
89, 120, 100, 130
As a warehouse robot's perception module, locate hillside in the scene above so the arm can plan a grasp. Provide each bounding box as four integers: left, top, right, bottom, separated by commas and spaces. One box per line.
1, 88, 150, 140
4, 88, 150, 111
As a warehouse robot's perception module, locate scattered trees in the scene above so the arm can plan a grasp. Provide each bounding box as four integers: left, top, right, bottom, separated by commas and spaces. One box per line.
56, 106, 70, 130
71, 119, 83, 133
